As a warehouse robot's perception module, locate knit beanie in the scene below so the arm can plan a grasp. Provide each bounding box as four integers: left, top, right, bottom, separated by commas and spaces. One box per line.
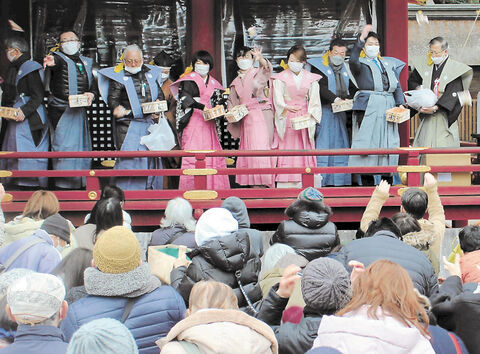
41, 213, 71, 243
301, 258, 352, 313
298, 187, 324, 202
93, 226, 141, 274
66, 318, 138, 354
195, 208, 238, 247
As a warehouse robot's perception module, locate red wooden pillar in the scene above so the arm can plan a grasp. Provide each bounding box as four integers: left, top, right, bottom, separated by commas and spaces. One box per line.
384, 0, 409, 148
190, 0, 222, 79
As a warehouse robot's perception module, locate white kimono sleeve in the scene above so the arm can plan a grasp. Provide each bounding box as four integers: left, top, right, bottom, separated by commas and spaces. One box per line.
308, 81, 322, 123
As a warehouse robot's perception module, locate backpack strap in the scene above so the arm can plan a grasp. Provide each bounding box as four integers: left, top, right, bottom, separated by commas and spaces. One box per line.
448, 333, 462, 354
1, 238, 46, 272
121, 297, 138, 323
178, 341, 202, 354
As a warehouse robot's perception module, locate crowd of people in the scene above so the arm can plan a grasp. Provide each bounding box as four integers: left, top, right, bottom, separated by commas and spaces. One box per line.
1, 24, 473, 190
0, 172, 478, 353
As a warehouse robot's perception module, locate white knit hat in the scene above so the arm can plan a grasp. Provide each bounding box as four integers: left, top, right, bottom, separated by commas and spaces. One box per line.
195, 208, 238, 246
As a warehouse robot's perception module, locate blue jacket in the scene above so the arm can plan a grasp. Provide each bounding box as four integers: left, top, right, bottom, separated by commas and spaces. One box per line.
429, 325, 469, 354
0, 230, 61, 273
0, 325, 68, 354
61, 285, 185, 354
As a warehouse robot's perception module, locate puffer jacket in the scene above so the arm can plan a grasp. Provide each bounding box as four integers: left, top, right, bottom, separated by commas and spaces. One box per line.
49, 52, 92, 101
170, 230, 262, 308
402, 230, 439, 274
271, 200, 339, 261
332, 230, 438, 296
256, 286, 322, 354
222, 196, 264, 257
61, 285, 185, 354
150, 225, 197, 249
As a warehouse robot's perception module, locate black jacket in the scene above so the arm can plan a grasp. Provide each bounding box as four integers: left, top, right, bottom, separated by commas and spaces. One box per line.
256, 286, 323, 354
271, 200, 339, 261
430, 275, 480, 354
170, 230, 262, 308
332, 230, 438, 296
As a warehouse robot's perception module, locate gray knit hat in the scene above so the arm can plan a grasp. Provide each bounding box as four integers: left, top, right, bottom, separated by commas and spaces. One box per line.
66, 318, 138, 354
301, 258, 352, 313
41, 213, 70, 243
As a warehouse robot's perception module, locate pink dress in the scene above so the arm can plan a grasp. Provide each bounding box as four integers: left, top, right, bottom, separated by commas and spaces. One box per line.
170, 73, 230, 190
228, 64, 275, 187
272, 69, 322, 183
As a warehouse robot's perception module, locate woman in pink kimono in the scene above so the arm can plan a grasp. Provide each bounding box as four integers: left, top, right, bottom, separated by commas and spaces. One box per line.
170, 51, 230, 190
272, 45, 322, 188
227, 46, 275, 187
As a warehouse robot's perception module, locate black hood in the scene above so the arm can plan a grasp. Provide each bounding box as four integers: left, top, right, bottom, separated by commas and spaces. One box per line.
285, 199, 332, 229
222, 196, 250, 228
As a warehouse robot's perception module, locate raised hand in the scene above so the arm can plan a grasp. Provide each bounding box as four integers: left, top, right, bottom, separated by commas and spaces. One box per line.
360, 24, 374, 41
43, 54, 55, 68
276, 264, 302, 298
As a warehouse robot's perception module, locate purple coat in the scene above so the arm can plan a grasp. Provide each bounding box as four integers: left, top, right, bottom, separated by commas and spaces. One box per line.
150, 226, 197, 249
0, 230, 61, 273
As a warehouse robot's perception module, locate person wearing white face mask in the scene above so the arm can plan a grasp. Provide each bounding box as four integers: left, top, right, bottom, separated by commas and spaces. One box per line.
43, 30, 97, 189
97, 44, 166, 190
272, 45, 322, 188
409, 37, 472, 148
0, 37, 49, 188
226, 46, 275, 188
169, 50, 230, 190
308, 38, 358, 187
348, 25, 406, 187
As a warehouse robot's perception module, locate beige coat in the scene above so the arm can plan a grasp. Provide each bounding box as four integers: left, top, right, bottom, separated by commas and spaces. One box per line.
360, 183, 445, 259
157, 309, 278, 354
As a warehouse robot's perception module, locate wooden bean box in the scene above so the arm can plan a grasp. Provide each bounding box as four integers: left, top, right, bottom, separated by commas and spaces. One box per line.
225, 104, 249, 123
290, 115, 316, 130
385, 107, 410, 124
68, 94, 90, 108
141, 100, 168, 114
0, 106, 19, 120
203, 105, 226, 121
331, 99, 353, 113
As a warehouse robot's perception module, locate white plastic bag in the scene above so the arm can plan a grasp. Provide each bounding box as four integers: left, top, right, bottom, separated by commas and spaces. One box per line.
140, 117, 176, 151
404, 88, 438, 111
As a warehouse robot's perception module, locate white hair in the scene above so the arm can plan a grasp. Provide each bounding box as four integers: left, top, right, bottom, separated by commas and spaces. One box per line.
160, 198, 196, 232
123, 44, 143, 57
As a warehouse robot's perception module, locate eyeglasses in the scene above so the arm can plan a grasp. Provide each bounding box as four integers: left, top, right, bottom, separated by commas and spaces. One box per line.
125, 59, 143, 65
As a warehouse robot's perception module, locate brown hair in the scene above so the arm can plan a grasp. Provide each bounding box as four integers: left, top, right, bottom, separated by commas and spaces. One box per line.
286, 45, 307, 62
337, 260, 430, 338
189, 281, 238, 314
22, 191, 60, 220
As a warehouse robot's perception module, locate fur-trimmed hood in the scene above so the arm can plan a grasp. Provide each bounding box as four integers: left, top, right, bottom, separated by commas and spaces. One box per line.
402, 230, 435, 251
285, 200, 332, 229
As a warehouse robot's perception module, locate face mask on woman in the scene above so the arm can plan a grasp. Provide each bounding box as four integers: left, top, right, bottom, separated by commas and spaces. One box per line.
364, 45, 380, 59
237, 58, 253, 71
195, 64, 210, 77
61, 41, 79, 56
288, 61, 304, 73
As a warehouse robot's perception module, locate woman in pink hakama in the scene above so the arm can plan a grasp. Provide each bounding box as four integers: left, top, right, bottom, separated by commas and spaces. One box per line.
272, 45, 322, 188
170, 50, 230, 190
227, 46, 275, 187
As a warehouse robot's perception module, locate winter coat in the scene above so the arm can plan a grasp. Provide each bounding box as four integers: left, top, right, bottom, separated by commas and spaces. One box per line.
460, 250, 480, 284
3, 216, 43, 246
430, 275, 480, 354
271, 200, 339, 261
428, 325, 469, 354
332, 230, 438, 296
72, 223, 96, 251
222, 196, 264, 257
150, 225, 197, 249
260, 268, 305, 309
312, 306, 435, 354
403, 230, 440, 274
0, 325, 68, 354
157, 309, 278, 354
360, 183, 445, 258
170, 230, 262, 308
0, 230, 61, 273
49, 53, 91, 102
61, 264, 185, 354
255, 286, 322, 354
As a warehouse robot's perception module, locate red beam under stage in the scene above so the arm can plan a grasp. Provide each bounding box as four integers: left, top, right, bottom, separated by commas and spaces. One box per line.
385, 0, 410, 148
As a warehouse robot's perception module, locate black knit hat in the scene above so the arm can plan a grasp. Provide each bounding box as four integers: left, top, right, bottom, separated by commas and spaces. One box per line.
41, 214, 70, 244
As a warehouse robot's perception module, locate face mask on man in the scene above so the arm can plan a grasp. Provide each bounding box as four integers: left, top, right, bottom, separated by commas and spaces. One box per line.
124, 65, 142, 75
364, 45, 380, 59
195, 64, 210, 77
330, 55, 344, 66
61, 41, 79, 56
237, 58, 253, 71
6, 49, 17, 63
161, 72, 169, 80
431, 54, 447, 66
288, 61, 304, 74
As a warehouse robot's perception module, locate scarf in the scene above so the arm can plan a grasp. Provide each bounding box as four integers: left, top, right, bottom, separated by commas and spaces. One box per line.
330, 62, 348, 99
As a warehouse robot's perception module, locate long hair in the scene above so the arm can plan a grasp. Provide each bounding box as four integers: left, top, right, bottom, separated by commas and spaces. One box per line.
337, 260, 430, 338
22, 191, 60, 220
189, 281, 238, 314
160, 197, 196, 232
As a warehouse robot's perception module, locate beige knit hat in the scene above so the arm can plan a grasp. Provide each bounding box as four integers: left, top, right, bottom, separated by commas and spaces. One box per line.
93, 226, 141, 274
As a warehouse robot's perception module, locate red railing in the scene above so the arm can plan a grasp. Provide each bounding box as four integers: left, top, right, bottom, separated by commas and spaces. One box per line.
1, 147, 479, 226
